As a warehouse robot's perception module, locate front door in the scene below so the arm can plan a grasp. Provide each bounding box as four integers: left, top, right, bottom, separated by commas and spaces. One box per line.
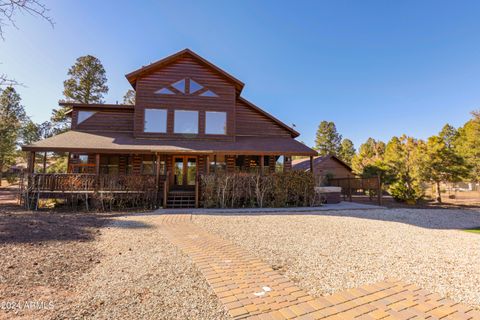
173, 156, 197, 189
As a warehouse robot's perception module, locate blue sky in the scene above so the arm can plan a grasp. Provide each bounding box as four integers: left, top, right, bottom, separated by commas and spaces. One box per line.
1, 0, 480, 148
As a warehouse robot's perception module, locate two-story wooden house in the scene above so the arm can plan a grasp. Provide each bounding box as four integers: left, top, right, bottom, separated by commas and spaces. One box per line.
22, 49, 317, 208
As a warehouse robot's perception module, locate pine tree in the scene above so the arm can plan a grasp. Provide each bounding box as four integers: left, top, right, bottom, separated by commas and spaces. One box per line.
51, 55, 109, 133
0, 87, 27, 185
351, 138, 386, 177
315, 121, 342, 156
383, 135, 424, 202
419, 133, 468, 203
456, 111, 480, 181
338, 139, 355, 165
123, 89, 136, 105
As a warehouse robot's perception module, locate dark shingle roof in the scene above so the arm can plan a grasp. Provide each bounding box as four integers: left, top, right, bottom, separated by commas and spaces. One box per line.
292, 155, 352, 171
22, 131, 317, 156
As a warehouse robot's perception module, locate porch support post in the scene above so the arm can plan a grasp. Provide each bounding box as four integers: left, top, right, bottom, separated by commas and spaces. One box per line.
309, 156, 314, 174
42, 152, 47, 173
28, 151, 35, 174
206, 155, 210, 175
155, 154, 161, 186
95, 154, 100, 175
260, 155, 264, 175
283, 155, 292, 172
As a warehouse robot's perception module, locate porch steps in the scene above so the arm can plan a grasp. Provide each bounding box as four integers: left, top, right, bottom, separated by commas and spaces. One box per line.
166, 190, 196, 208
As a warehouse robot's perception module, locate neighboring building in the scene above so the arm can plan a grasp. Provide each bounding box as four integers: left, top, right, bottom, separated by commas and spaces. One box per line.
292, 155, 353, 182
22, 49, 317, 207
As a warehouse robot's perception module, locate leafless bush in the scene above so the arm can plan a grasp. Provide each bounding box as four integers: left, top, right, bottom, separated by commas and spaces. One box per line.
201, 171, 316, 208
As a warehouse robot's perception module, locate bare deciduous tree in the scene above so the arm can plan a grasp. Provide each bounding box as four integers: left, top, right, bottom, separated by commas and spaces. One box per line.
0, 0, 54, 86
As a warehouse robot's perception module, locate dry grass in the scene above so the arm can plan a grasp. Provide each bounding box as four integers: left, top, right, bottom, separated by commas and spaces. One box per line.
0, 203, 109, 319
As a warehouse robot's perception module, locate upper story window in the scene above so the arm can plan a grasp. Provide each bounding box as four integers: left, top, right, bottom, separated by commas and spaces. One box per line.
144, 109, 167, 133
205, 111, 227, 135
174, 110, 198, 134
77, 111, 96, 124
155, 78, 219, 97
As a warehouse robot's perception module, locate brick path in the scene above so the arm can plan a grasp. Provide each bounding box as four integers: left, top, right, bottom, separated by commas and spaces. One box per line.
158, 214, 480, 319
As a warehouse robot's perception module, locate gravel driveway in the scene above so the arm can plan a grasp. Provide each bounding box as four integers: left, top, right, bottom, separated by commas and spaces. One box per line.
193, 208, 480, 309
59, 214, 228, 320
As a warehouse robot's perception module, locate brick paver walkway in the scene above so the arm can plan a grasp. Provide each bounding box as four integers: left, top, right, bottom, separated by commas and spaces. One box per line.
158, 214, 480, 319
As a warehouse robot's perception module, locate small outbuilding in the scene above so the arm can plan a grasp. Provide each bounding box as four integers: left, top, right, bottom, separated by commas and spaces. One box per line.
292, 155, 354, 183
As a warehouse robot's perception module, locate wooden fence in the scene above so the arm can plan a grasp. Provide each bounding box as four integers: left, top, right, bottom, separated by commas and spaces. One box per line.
328, 176, 382, 205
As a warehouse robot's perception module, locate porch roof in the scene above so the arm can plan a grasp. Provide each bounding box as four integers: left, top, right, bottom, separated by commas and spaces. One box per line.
22, 131, 317, 156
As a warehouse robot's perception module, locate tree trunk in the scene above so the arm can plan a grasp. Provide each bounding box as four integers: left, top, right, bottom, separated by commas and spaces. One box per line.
436, 181, 442, 203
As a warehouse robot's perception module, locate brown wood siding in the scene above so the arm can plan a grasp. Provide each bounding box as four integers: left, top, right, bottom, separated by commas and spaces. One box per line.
132, 155, 142, 175
72, 109, 134, 132
134, 56, 236, 140
314, 157, 353, 178
235, 100, 292, 137
226, 155, 235, 173
284, 156, 292, 172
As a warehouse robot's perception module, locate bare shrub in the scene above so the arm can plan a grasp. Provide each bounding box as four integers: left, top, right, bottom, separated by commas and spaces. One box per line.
201, 171, 316, 208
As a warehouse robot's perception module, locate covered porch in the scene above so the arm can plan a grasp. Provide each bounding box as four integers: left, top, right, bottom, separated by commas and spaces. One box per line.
23, 151, 315, 209
21, 130, 317, 209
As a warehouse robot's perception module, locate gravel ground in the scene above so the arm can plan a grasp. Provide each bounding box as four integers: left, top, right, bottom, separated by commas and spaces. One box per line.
193, 208, 480, 308
58, 214, 228, 320
0, 205, 107, 320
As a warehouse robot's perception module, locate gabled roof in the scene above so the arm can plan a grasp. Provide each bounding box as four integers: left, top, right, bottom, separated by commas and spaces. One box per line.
125, 48, 245, 92
238, 97, 300, 138
292, 155, 353, 172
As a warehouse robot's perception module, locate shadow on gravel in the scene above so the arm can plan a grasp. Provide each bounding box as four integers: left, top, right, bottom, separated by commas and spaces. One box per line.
187, 208, 480, 231
0, 203, 152, 244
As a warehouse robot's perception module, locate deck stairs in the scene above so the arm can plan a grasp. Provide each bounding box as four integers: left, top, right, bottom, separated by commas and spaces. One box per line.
166, 190, 196, 208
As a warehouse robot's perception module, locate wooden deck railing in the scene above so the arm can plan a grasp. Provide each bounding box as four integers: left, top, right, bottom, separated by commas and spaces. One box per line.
28, 173, 160, 192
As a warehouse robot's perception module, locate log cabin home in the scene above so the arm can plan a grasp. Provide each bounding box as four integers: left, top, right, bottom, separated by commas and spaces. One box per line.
22, 49, 317, 208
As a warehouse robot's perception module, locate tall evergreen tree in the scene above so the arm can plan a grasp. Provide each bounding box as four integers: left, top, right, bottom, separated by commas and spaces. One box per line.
383, 135, 424, 202
351, 138, 386, 177
339, 139, 355, 166
439, 124, 458, 148
315, 121, 342, 156
0, 87, 27, 185
419, 134, 468, 203
51, 55, 109, 133
123, 89, 136, 105
456, 111, 480, 181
